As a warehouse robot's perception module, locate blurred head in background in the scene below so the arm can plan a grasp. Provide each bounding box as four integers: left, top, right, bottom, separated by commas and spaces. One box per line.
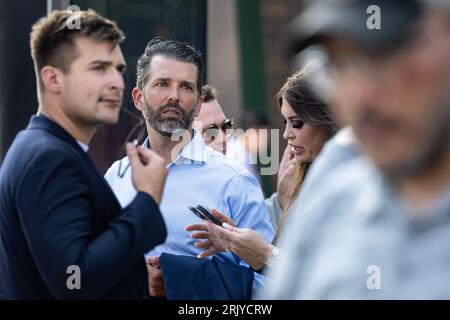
193, 84, 233, 154
238, 111, 271, 159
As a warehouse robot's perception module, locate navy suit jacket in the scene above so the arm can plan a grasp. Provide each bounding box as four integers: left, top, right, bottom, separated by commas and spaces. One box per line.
0, 115, 167, 299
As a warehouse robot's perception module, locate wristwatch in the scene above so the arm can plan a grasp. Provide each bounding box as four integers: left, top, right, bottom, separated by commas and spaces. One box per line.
264, 246, 279, 268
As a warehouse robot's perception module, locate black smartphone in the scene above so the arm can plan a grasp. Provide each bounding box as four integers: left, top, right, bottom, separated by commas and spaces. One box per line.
188, 205, 223, 226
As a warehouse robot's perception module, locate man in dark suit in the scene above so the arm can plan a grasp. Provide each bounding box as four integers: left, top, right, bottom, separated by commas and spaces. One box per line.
0, 9, 168, 299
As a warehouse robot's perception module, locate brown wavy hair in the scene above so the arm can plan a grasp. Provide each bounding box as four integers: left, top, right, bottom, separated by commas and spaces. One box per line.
274, 68, 338, 240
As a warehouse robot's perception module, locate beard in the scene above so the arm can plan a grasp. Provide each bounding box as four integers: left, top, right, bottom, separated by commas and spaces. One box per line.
396, 100, 450, 177
141, 96, 198, 137
381, 99, 450, 181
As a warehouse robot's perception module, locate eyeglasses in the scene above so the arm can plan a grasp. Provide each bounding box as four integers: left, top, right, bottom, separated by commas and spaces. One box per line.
202, 118, 234, 142
204, 118, 234, 132
117, 106, 146, 179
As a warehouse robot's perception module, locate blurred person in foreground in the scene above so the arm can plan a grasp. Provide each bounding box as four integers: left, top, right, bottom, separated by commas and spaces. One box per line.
186, 68, 338, 273
263, 0, 450, 299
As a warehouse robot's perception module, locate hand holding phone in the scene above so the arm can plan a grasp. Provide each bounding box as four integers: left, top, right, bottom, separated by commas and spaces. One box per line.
188, 205, 223, 226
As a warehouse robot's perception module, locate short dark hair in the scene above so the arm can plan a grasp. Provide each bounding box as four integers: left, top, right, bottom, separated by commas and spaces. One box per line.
202, 84, 218, 103
136, 37, 204, 95
30, 9, 125, 93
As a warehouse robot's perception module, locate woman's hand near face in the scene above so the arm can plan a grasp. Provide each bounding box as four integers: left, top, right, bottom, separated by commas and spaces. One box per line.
277, 145, 298, 210
185, 209, 273, 271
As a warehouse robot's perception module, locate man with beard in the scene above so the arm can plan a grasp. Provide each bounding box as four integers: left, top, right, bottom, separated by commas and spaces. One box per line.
105, 38, 274, 298
262, 0, 450, 299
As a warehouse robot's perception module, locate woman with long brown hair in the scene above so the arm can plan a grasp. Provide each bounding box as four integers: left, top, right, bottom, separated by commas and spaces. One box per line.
270, 67, 338, 241
185, 67, 338, 271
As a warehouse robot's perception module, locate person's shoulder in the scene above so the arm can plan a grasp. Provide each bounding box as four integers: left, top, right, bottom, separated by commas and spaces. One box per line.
296, 148, 382, 226
0, 131, 83, 193
290, 128, 379, 225
203, 148, 264, 194
304, 127, 361, 183
21, 125, 67, 149
9, 128, 79, 168
206, 146, 255, 177
321, 127, 359, 162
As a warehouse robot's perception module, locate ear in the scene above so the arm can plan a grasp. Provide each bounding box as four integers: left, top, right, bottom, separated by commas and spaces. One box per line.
41, 66, 63, 94
132, 87, 144, 112
194, 95, 204, 117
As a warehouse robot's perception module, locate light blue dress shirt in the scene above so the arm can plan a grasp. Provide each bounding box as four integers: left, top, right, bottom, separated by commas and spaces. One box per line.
105, 130, 274, 294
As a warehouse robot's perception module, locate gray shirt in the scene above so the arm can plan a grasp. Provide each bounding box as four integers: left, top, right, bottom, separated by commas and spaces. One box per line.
261, 128, 450, 299
265, 193, 282, 230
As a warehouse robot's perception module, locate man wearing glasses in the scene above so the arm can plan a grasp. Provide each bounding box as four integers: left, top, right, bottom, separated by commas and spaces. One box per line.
193, 84, 233, 156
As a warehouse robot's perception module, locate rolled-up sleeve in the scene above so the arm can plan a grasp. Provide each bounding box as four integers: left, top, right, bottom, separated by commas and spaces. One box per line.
223, 173, 275, 295
265, 192, 282, 229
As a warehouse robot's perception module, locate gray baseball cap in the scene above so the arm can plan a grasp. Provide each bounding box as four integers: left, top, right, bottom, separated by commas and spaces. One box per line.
285, 0, 425, 56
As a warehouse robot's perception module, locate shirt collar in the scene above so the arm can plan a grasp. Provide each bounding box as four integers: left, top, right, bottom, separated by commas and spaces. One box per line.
77, 141, 89, 152
142, 129, 208, 165
178, 129, 208, 163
